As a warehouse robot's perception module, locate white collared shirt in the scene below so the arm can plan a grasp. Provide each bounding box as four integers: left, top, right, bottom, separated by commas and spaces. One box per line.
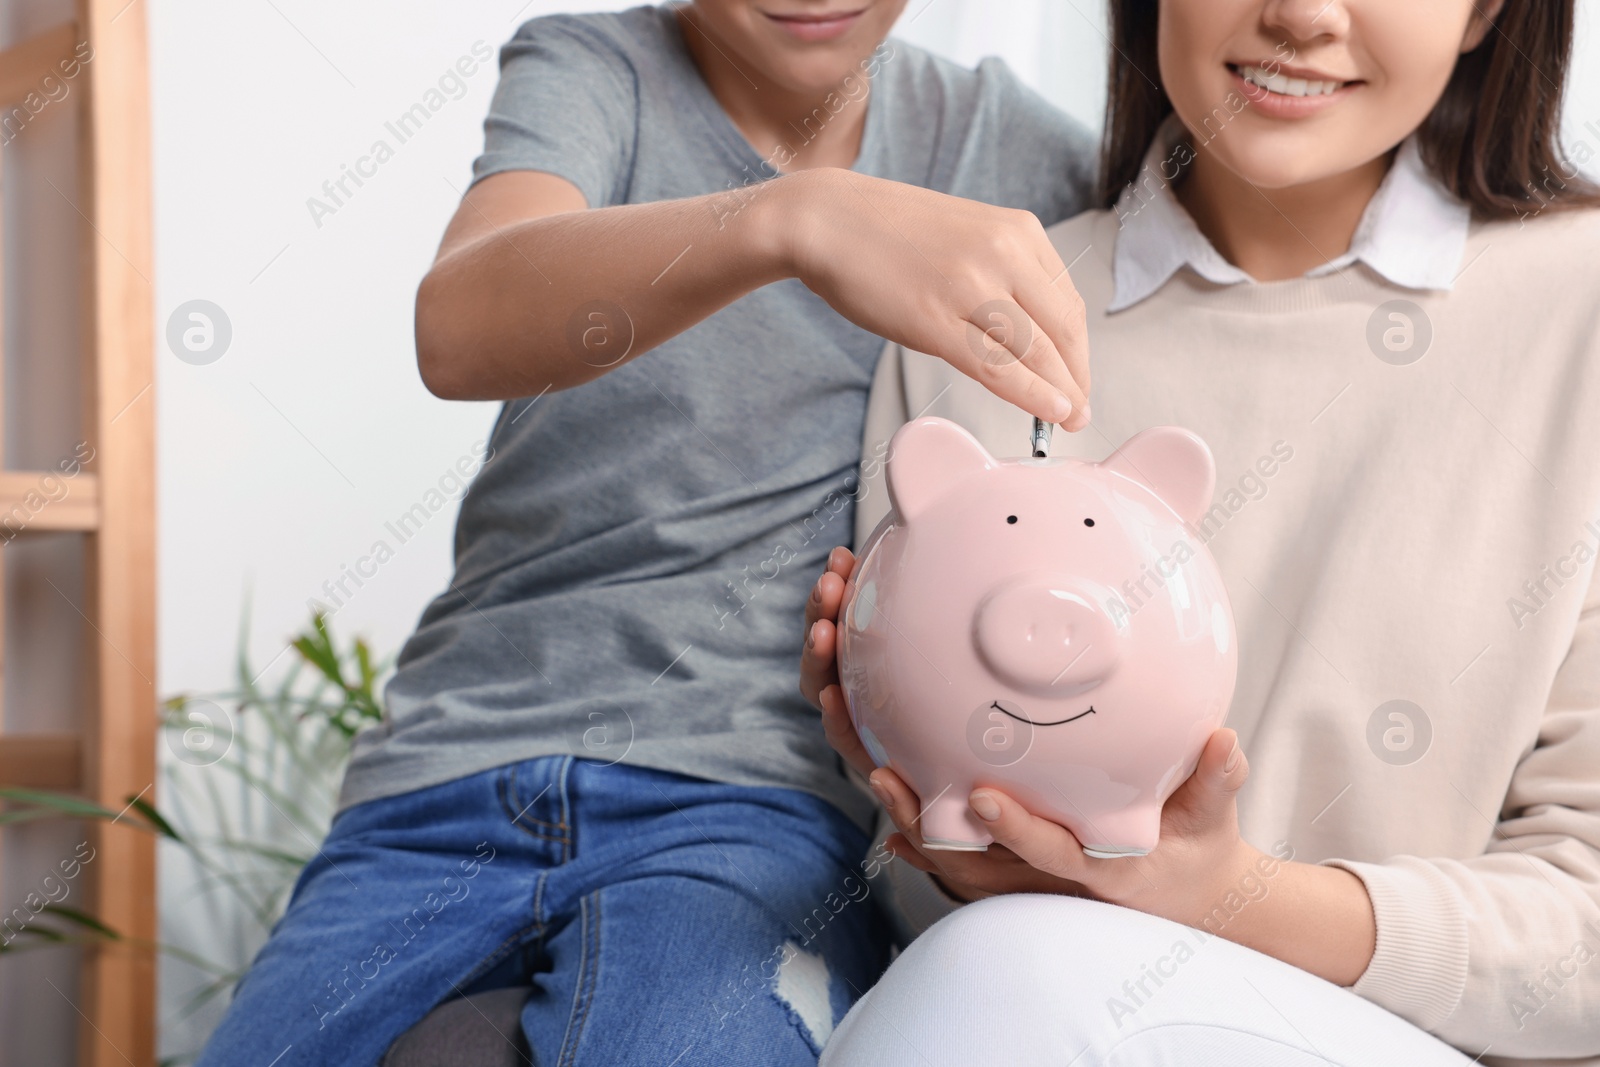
1108, 116, 1471, 312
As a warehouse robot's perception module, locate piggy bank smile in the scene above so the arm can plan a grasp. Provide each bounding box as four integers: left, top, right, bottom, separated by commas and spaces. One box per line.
838, 417, 1238, 855
988, 700, 1096, 727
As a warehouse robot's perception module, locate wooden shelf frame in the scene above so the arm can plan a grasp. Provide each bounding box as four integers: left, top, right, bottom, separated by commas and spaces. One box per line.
0, 733, 82, 788
0, 20, 77, 103
0, 470, 102, 533
0, 4, 158, 1064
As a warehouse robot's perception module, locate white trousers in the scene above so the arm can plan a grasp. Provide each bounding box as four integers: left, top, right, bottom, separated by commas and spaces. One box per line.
822, 894, 1473, 1066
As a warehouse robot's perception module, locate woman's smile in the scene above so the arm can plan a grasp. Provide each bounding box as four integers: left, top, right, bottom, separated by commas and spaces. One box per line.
1232, 61, 1352, 96
1227, 61, 1363, 118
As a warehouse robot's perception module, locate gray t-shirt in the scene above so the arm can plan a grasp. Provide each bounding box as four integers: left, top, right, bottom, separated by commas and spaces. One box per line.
339, 4, 1096, 828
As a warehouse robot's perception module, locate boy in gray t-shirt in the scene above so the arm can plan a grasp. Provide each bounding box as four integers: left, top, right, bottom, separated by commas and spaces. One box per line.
199, 5, 1096, 1064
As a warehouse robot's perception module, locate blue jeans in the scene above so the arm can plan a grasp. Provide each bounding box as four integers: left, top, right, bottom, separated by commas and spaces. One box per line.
197, 756, 891, 1066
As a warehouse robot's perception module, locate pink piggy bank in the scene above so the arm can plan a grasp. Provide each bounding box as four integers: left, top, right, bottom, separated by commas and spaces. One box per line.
838, 417, 1237, 856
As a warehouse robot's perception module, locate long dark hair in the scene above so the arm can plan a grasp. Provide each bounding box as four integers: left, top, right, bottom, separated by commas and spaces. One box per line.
1099, 0, 1600, 218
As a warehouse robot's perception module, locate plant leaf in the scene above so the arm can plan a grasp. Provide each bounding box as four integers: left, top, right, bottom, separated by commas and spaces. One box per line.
0, 928, 70, 953
0, 788, 124, 821
126, 795, 184, 842
39, 904, 121, 940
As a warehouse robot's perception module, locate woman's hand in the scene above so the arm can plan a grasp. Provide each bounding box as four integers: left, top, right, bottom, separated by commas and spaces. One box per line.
800, 552, 1376, 985
871, 730, 1261, 921
800, 546, 882, 769
775, 169, 1091, 430
800, 550, 1253, 915
799, 547, 854, 711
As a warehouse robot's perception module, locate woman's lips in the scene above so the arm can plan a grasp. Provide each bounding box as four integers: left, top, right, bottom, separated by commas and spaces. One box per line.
1228, 64, 1361, 119
762, 8, 867, 42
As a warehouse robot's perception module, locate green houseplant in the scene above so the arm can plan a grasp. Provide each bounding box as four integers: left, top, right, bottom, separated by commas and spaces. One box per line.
0, 611, 389, 1064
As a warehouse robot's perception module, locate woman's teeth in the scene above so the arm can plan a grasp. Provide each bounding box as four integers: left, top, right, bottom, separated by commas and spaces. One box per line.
1237, 65, 1346, 97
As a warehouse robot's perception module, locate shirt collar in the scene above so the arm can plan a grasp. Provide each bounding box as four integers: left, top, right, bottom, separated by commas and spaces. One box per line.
1108, 115, 1471, 313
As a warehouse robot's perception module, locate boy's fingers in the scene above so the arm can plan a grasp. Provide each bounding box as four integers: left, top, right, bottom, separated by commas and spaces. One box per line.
1031, 237, 1092, 405
956, 306, 1079, 428
1013, 270, 1090, 430
1015, 328, 1089, 433
827, 545, 856, 580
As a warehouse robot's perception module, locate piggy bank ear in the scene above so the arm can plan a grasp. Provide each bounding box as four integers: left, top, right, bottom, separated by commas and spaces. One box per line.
1100, 427, 1216, 525
887, 417, 998, 523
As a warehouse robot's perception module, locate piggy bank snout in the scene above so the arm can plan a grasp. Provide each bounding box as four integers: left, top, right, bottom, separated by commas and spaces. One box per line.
974, 578, 1122, 695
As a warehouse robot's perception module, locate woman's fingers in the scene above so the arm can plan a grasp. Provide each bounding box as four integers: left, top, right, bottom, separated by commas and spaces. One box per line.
802, 547, 853, 637
866, 766, 920, 824
968, 786, 1089, 882
882, 833, 1000, 905
819, 684, 877, 779
1165, 728, 1249, 836
799, 615, 836, 708
802, 571, 842, 638
803, 547, 872, 767
879, 802, 991, 898
1206, 728, 1248, 792
871, 775, 1093, 900
883, 831, 940, 873
873, 770, 1001, 886
799, 549, 855, 707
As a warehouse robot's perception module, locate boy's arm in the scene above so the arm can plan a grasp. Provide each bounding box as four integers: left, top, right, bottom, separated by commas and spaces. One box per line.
414, 167, 1092, 428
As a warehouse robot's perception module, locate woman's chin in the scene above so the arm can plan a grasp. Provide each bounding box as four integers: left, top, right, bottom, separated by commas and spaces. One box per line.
1198, 141, 1378, 195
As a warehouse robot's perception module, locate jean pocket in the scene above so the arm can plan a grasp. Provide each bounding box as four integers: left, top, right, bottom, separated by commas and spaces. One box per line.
498, 756, 573, 855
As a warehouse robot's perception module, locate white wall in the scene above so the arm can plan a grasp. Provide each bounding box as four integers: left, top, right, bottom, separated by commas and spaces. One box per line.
145, 0, 1600, 1058
1566, 2, 1600, 165
153, 0, 523, 698
894, 0, 1107, 129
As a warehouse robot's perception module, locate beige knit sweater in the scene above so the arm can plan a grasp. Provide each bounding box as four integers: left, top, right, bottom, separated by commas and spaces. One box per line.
854, 207, 1600, 1064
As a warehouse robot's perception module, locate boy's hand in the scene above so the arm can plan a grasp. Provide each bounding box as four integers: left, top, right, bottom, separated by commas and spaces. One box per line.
774, 169, 1091, 431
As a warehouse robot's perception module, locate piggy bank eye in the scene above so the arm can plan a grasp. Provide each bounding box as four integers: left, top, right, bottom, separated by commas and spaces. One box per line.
1083, 518, 1096, 527
1006, 515, 1018, 525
